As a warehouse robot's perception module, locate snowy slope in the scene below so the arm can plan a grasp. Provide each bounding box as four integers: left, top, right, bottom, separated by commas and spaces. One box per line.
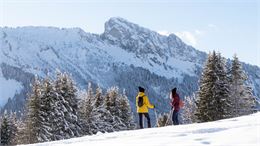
0, 65, 22, 106
21, 112, 260, 146
0, 75, 22, 106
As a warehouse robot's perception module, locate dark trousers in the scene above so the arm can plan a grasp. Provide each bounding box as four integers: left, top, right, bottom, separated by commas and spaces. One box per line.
138, 113, 151, 128
172, 110, 179, 125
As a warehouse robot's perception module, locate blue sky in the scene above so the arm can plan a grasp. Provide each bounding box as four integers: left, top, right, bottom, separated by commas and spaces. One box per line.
0, 0, 259, 66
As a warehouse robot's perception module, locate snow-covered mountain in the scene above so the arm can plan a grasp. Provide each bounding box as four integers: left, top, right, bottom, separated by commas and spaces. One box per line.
0, 17, 260, 116
19, 112, 260, 146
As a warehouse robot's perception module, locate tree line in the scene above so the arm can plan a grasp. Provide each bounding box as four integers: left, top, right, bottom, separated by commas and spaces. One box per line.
0, 71, 135, 145
157, 51, 257, 126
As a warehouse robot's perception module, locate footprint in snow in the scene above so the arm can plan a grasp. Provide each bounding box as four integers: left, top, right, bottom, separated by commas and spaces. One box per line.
192, 128, 227, 134
194, 138, 205, 141
201, 141, 211, 145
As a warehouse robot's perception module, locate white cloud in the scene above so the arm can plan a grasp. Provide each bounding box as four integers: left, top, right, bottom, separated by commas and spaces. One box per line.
157, 28, 207, 47
157, 30, 199, 47
175, 31, 198, 47
157, 30, 172, 36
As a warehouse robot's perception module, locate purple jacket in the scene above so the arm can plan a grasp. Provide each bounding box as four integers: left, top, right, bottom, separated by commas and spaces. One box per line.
171, 93, 180, 111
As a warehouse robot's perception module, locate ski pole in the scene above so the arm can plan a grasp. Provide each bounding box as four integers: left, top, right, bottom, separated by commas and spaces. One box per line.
165, 108, 173, 126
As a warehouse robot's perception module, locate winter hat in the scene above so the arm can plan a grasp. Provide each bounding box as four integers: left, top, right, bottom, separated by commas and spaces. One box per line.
138, 86, 145, 92
172, 88, 177, 95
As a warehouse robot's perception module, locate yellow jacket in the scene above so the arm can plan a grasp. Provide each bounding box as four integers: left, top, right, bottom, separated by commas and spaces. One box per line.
136, 92, 154, 113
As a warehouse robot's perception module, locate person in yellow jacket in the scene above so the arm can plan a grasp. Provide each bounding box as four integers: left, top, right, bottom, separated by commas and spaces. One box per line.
136, 86, 155, 128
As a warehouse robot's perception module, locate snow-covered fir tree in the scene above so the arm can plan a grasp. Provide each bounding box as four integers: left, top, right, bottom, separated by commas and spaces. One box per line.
52, 72, 83, 139
23, 73, 136, 141
15, 118, 27, 145
94, 85, 104, 108
78, 82, 95, 135
180, 94, 197, 124
214, 53, 232, 119
0, 111, 17, 145
104, 87, 136, 131
117, 89, 135, 130
195, 52, 217, 122
80, 85, 117, 134
8, 112, 18, 145
0, 113, 9, 145
195, 51, 232, 122
90, 86, 115, 133
105, 87, 126, 131
51, 71, 70, 140
25, 77, 45, 143
229, 55, 256, 117
25, 72, 84, 143
38, 77, 56, 141
106, 87, 120, 118
79, 82, 94, 121
157, 113, 172, 127
79, 85, 135, 134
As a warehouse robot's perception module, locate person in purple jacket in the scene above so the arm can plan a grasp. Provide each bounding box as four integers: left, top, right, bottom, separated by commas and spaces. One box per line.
171, 88, 180, 125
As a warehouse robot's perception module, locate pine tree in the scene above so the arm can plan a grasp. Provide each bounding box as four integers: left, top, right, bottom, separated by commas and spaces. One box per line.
8, 112, 18, 145
90, 107, 114, 133
15, 118, 27, 145
79, 82, 95, 135
181, 94, 197, 124
25, 76, 57, 142
117, 89, 135, 130
104, 92, 112, 115
25, 77, 44, 143
196, 52, 217, 122
1, 113, 10, 145
79, 85, 135, 134
87, 86, 136, 134
90, 85, 115, 133
195, 51, 232, 122
107, 87, 120, 117
83, 82, 94, 118
52, 72, 82, 139
38, 77, 55, 142
157, 113, 172, 127
25, 72, 86, 143
105, 87, 134, 131
229, 55, 256, 116
51, 71, 68, 140
214, 53, 232, 119
0, 112, 17, 145
79, 85, 115, 134
94, 85, 104, 108
65, 73, 83, 137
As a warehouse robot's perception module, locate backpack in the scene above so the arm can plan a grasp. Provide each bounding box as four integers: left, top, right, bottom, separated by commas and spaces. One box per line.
179, 99, 184, 108
171, 94, 184, 108
138, 96, 144, 107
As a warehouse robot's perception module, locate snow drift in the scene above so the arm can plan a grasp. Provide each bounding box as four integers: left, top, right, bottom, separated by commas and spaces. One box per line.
21, 112, 260, 146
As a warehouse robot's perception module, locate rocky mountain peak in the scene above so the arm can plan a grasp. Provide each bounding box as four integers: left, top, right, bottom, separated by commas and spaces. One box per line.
102, 17, 173, 59
101, 17, 206, 64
